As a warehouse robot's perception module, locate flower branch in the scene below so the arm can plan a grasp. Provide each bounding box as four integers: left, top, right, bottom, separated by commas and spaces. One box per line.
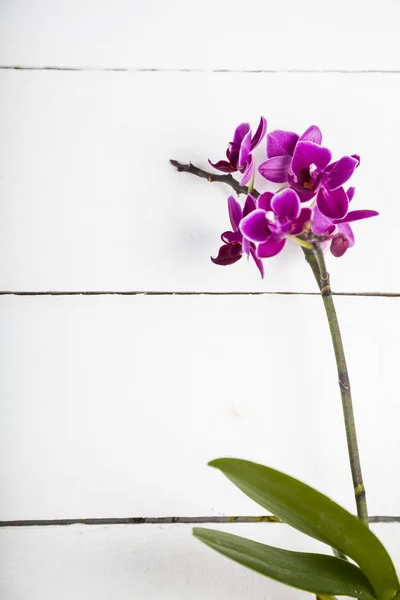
171, 157, 369, 526
171, 116, 393, 598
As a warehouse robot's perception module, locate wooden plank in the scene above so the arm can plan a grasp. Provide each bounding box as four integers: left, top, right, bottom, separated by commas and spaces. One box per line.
0, 1, 399, 71
0, 523, 398, 599
0, 294, 398, 519
0, 70, 398, 292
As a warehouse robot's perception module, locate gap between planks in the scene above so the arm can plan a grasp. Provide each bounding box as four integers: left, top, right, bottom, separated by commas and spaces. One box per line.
0, 291, 399, 298
1, 66, 400, 74
1, 515, 399, 527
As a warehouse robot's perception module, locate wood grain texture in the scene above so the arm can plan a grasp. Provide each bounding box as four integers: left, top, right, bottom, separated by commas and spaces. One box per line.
0, 523, 398, 599
1, 2, 399, 596
0, 0, 399, 71
0, 70, 399, 292
0, 294, 398, 520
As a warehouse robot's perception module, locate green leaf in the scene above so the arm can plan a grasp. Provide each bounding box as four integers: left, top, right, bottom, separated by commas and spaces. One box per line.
209, 458, 399, 600
193, 528, 376, 599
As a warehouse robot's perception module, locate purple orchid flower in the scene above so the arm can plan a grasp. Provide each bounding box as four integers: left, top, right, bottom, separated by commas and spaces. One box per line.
239, 188, 311, 258
312, 187, 379, 257
259, 126, 360, 220
259, 125, 322, 184
209, 117, 267, 185
211, 195, 264, 277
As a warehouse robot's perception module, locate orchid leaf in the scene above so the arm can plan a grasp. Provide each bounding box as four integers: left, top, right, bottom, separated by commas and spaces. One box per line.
193, 528, 376, 599
209, 458, 399, 600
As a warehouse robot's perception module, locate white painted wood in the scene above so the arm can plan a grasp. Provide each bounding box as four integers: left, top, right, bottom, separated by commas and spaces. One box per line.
0, 523, 398, 599
0, 70, 398, 292
0, 294, 398, 520
1, 2, 398, 597
0, 0, 399, 72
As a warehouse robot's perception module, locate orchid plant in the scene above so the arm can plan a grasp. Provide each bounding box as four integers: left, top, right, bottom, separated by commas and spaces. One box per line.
171, 118, 399, 600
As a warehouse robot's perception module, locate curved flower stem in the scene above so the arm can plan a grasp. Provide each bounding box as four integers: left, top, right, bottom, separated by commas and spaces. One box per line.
170, 159, 369, 527
311, 245, 369, 527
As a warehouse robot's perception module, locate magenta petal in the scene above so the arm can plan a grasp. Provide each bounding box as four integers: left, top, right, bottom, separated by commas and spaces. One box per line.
242, 237, 251, 255
250, 116, 267, 150
330, 223, 354, 257
257, 238, 286, 258
208, 159, 236, 173
222, 230, 242, 244
287, 173, 318, 202
240, 209, 270, 243
257, 192, 273, 211
312, 206, 334, 235
227, 195, 242, 231
317, 186, 349, 220
259, 155, 292, 183
330, 236, 349, 257
292, 141, 332, 174
211, 243, 242, 266
266, 130, 299, 158
271, 188, 301, 220
238, 129, 252, 169
233, 122, 250, 146
250, 246, 264, 278
300, 125, 322, 145
291, 207, 312, 235
243, 194, 257, 217
239, 155, 254, 185
347, 187, 356, 202
335, 209, 379, 224
324, 156, 359, 190
337, 223, 355, 247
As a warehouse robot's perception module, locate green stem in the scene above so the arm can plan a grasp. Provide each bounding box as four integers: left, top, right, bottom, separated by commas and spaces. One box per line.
310, 245, 369, 527
169, 159, 370, 528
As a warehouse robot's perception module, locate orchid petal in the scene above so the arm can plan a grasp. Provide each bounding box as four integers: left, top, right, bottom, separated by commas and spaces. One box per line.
287, 174, 318, 202
211, 243, 242, 266
317, 186, 349, 220
337, 223, 355, 247
291, 207, 312, 235
242, 237, 251, 255
347, 187, 356, 202
312, 206, 334, 235
330, 236, 350, 257
233, 122, 250, 146
250, 246, 264, 278
259, 155, 292, 183
267, 130, 299, 158
240, 209, 270, 243
271, 188, 301, 220
222, 231, 242, 244
243, 194, 257, 218
239, 155, 254, 185
324, 156, 359, 191
330, 223, 355, 257
208, 159, 236, 173
227, 195, 242, 231
250, 117, 267, 150
292, 141, 332, 174
238, 129, 252, 169
257, 192, 273, 212
300, 125, 322, 145
257, 238, 286, 258
335, 210, 379, 224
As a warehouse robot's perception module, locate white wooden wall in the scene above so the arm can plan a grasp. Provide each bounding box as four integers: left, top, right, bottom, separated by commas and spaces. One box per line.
0, 1, 399, 598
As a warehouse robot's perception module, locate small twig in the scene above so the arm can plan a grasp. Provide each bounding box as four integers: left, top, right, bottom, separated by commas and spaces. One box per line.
170, 160, 254, 197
